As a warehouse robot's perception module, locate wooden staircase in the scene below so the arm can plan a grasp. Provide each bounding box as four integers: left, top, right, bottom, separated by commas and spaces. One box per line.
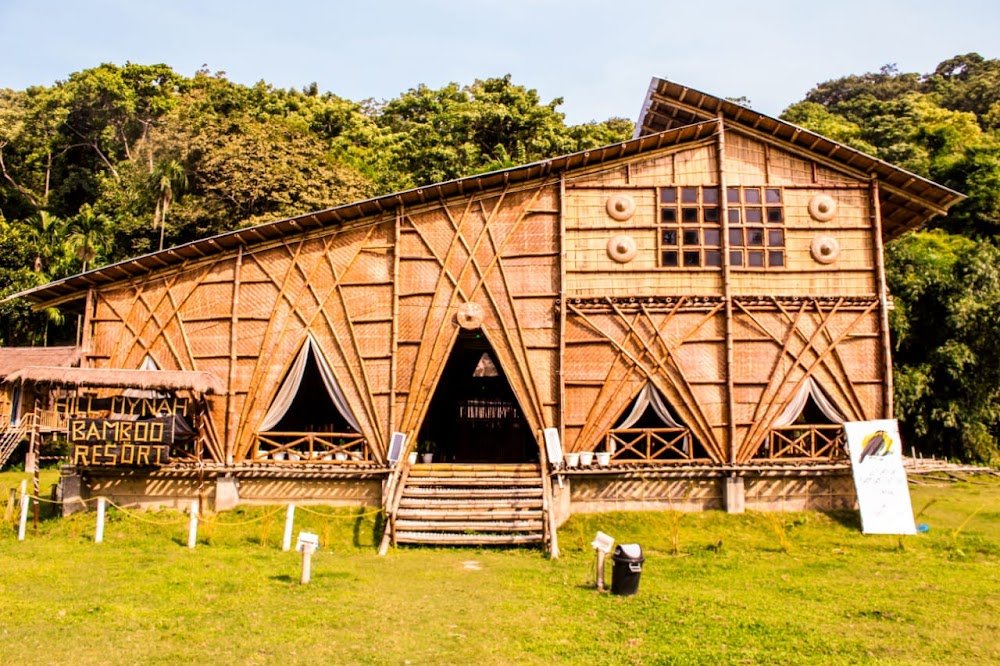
0, 415, 33, 469
392, 463, 547, 546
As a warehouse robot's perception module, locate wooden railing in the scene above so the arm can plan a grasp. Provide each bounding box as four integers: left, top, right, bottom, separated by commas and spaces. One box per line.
253, 431, 370, 463
605, 428, 695, 463
758, 425, 847, 461
0, 408, 69, 432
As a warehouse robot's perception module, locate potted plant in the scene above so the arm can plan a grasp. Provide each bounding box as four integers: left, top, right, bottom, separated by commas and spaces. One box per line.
579, 451, 594, 466
595, 452, 611, 466
564, 452, 580, 467
419, 440, 436, 464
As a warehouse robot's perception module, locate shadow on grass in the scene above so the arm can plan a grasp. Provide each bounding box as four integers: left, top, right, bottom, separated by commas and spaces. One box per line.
269, 571, 354, 584
355, 508, 383, 549
825, 510, 861, 531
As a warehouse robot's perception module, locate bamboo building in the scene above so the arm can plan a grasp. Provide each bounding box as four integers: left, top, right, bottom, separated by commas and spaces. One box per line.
2, 80, 963, 553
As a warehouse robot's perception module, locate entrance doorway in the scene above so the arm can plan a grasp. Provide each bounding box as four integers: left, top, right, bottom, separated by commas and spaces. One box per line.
416, 330, 536, 463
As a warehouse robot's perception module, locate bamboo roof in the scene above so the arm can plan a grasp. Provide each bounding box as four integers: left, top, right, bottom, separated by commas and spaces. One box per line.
634, 78, 965, 238
0, 346, 80, 379
6, 366, 225, 394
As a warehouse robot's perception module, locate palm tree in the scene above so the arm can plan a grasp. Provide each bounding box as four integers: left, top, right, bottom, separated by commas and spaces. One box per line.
25, 210, 65, 274
66, 204, 110, 272
151, 159, 188, 251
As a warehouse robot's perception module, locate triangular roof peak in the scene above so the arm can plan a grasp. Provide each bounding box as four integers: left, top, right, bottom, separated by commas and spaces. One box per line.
635, 77, 964, 238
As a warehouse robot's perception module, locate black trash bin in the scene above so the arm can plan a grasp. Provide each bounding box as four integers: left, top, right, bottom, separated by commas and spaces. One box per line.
610, 543, 644, 596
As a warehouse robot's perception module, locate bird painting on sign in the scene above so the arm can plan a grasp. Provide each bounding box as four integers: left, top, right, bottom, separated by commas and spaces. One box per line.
858, 430, 893, 462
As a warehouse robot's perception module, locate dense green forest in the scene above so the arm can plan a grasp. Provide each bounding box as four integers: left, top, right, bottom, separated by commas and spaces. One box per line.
0, 55, 997, 463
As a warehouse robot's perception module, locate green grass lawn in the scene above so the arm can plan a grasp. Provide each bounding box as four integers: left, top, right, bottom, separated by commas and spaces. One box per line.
1, 469, 998, 664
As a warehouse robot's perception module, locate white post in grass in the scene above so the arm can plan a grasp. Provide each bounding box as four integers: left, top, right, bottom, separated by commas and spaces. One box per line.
187, 499, 199, 549
95, 497, 106, 544
17, 482, 29, 542
282, 503, 296, 552
301, 546, 314, 585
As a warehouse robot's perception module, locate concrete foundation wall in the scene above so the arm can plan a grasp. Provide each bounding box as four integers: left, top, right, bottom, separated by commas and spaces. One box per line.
237, 478, 381, 506
745, 473, 856, 511
556, 472, 856, 526
66, 467, 856, 521
70, 470, 384, 513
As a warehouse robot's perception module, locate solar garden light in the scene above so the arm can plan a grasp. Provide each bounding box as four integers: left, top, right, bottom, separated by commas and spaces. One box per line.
296, 531, 320, 584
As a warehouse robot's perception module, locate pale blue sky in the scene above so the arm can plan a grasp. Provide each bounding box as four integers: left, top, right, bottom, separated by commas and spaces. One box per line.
2, 0, 997, 123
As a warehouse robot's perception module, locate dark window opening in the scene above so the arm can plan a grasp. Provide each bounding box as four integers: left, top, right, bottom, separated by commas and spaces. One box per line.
269, 352, 354, 433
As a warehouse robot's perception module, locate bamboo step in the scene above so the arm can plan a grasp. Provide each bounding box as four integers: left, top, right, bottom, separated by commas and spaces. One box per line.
406, 468, 542, 479
410, 463, 540, 473
395, 519, 543, 532
392, 461, 546, 549
402, 486, 543, 498
398, 497, 543, 510
405, 477, 542, 487
394, 531, 544, 545
396, 509, 544, 521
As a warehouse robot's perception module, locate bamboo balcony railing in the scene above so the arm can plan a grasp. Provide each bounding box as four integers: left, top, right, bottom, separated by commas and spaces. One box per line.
0, 408, 69, 433
605, 427, 702, 463
253, 431, 370, 463
757, 425, 847, 461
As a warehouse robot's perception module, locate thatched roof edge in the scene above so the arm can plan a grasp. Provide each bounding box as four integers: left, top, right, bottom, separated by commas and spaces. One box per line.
0, 346, 80, 379
6, 366, 225, 395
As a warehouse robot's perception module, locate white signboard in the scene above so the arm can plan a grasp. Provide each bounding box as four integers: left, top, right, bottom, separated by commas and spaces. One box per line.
543, 427, 563, 466
591, 531, 615, 554
843, 419, 916, 535
295, 531, 319, 553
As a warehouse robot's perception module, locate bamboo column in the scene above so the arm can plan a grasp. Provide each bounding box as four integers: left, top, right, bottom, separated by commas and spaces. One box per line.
224, 245, 243, 465
716, 117, 737, 463
868, 177, 894, 418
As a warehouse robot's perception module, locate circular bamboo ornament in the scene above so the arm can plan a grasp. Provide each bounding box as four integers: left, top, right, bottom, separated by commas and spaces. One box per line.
810, 235, 840, 264
808, 194, 837, 221
607, 235, 638, 263
456, 302, 484, 329
606, 194, 636, 221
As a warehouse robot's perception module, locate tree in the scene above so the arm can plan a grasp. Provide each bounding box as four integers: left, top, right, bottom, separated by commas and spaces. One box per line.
888, 232, 1000, 464
151, 158, 187, 250
788, 56, 1000, 462
65, 204, 110, 271
24, 209, 66, 274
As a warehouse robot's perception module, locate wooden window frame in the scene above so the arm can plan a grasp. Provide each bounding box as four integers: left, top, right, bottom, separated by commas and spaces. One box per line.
726, 186, 786, 269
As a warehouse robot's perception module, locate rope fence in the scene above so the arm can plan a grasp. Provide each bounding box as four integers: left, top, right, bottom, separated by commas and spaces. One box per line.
5, 483, 383, 552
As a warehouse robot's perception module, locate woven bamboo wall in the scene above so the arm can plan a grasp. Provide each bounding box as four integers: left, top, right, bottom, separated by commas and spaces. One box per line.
89, 218, 397, 463
727, 133, 875, 296
562, 299, 727, 459
395, 183, 561, 441
744, 474, 856, 511
564, 143, 721, 298
730, 297, 883, 462
557, 125, 885, 462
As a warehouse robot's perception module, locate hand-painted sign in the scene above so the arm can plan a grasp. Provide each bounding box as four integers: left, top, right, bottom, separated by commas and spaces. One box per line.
843, 419, 916, 535
72, 442, 170, 466
69, 415, 195, 467
55, 395, 191, 418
